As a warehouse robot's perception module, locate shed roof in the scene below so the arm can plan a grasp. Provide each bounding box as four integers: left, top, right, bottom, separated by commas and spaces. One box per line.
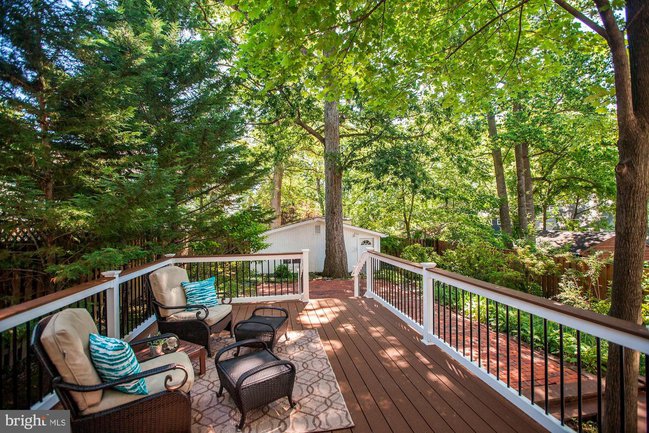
264, 217, 387, 238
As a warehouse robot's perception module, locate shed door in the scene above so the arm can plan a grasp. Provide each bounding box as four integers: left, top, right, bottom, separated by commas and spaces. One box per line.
358, 237, 374, 261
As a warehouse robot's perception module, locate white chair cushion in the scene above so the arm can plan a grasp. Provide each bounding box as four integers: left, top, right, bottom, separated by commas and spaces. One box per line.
40, 308, 103, 411
149, 266, 189, 317
81, 351, 195, 415
167, 304, 232, 326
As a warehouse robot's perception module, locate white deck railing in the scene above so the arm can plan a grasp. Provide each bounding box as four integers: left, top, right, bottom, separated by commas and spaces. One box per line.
0, 250, 310, 409
356, 250, 649, 433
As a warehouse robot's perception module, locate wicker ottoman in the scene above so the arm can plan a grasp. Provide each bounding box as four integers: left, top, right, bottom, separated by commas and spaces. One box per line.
233, 306, 289, 351
215, 339, 296, 429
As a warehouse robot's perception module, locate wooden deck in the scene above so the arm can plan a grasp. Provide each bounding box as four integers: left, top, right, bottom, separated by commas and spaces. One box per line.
232, 297, 546, 433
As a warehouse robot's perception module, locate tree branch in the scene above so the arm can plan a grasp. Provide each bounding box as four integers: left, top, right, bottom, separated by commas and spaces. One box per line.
445, 0, 530, 60
295, 118, 325, 144
553, 0, 609, 40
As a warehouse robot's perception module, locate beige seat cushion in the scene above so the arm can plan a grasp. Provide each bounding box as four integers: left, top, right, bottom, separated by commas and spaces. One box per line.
168, 304, 232, 326
81, 351, 195, 415
40, 309, 103, 411
149, 266, 189, 317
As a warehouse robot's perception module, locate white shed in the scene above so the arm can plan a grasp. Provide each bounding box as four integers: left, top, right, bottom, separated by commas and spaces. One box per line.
258, 217, 386, 273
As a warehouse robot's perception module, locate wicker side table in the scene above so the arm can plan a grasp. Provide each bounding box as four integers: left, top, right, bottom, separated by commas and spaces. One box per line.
135, 338, 207, 376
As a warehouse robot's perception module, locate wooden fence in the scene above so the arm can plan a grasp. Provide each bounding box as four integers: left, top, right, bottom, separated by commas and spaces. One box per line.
538, 256, 614, 299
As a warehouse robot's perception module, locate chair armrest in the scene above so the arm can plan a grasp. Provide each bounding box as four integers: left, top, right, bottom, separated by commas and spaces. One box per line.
236, 360, 295, 391
152, 299, 210, 320
129, 333, 180, 354
215, 339, 268, 364
252, 306, 289, 318
216, 291, 232, 304
53, 363, 190, 393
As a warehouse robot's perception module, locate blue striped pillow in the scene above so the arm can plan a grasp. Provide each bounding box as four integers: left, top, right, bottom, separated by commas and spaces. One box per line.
182, 276, 218, 308
89, 334, 148, 395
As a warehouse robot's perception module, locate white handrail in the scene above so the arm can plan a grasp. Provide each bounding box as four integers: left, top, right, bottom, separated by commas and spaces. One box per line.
360, 250, 649, 433
0, 252, 309, 333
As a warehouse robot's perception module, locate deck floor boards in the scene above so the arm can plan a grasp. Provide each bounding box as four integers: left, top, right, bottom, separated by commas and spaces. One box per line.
229, 297, 546, 433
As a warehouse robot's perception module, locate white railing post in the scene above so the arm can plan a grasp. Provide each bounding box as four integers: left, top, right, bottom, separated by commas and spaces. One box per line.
301, 249, 310, 301
421, 262, 436, 345
101, 270, 122, 338
365, 248, 374, 298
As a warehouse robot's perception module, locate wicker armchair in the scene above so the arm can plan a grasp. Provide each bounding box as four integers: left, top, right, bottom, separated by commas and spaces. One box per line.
32, 308, 194, 433
148, 266, 233, 356
215, 339, 296, 429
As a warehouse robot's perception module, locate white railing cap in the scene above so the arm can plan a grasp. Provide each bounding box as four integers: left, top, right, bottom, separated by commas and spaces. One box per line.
101, 270, 122, 278
422, 262, 437, 268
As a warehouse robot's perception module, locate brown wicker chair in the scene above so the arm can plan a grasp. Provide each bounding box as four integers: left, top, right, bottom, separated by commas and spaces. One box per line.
32, 308, 194, 433
148, 266, 233, 356
215, 339, 296, 429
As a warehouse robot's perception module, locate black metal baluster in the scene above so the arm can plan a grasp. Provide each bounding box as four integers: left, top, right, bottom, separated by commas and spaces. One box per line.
596, 337, 602, 431
455, 288, 459, 351
486, 298, 490, 373
530, 313, 535, 405
462, 290, 466, 355
476, 295, 482, 368
577, 331, 582, 433
506, 305, 510, 388
26, 321, 32, 407
544, 319, 549, 414
559, 324, 566, 425
12, 326, 18, 408
1, 330, 5, 407
496, 302, 500, 380
517, 309, 522, 394
469, 292, 473, 360
272, 260, 277, 296
445, 284, 449, 344
438, 282, 442, 337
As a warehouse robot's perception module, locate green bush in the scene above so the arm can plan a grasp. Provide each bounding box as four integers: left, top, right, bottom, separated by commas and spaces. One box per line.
273, 264, 292, 279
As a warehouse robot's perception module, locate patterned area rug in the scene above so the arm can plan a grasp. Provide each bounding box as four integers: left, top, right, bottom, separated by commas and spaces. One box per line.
191, 330, 354, 433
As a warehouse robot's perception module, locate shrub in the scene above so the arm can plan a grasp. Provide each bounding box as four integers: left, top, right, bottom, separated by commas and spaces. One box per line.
273, 264, 292, 279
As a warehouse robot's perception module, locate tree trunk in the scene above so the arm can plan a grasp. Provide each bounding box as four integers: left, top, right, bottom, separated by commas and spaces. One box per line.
487, 113, 513, 241
316, 176, 325, 215
542, 205, 547, 231
522, 141, 535, 228
514, 148, 528, 236
322, 99, 348, 277
270, 161, 283, 228
600, 1, 649, 432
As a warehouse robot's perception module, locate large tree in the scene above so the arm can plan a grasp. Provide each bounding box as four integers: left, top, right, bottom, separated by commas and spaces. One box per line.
548, 1, 649, 431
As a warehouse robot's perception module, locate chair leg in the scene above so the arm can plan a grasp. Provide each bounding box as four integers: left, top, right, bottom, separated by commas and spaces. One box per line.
217, 384, 223, 397
237, 412, 246, 430
288, 393, 296, 408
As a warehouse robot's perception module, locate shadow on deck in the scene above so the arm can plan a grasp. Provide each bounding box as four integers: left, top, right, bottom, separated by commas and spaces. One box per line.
231, 298, 545, 433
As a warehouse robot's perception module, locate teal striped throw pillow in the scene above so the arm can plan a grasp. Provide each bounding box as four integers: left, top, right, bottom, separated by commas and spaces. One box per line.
182, 276, 218, 308
89, 334, 148, 395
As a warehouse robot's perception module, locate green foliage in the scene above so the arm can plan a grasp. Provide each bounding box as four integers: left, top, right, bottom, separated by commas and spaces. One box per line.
0, 0, 270, 286
273, 264, 292, 280
406, 242, 556, 295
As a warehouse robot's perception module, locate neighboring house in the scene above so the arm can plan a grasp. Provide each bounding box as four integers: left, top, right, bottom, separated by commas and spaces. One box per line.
258, 217, 386, 273
536, 230, 649, 260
